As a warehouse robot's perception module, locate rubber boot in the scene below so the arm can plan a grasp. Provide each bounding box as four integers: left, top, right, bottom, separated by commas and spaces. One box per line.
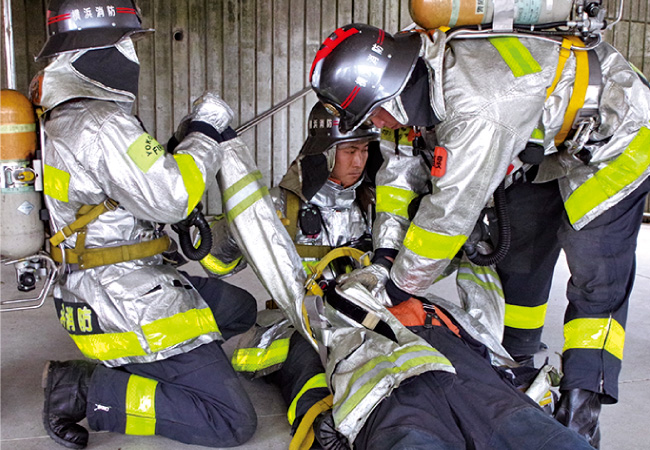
554, 388, 601, 449
313, 410, 350, 450
513, 353, 535, 368
42, 360, 97, 449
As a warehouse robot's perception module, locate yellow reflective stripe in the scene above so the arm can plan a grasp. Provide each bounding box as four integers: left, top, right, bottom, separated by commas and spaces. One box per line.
565, 127, 650, 225
43, 164, 70, 202
563, 317, 625, 360
0, 123, 36, 133
173, 153, 206, 216
222, 171, 269, 223
403, 223, 467, 260
456, 267, 504, 298
231, 338, 290, 372
287, 373, 328, 425
489, 37, 542, 78
336, 346, 452, 422
200, 254, 242, 276
70, 331, 147, 361
376, 185, 418, 218
125, 374, 157, 435
142, 307, 219, 352
504, 303, 548, 329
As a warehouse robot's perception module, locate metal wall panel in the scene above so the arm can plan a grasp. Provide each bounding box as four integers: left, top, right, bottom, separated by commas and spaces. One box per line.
2, 0, 649, 214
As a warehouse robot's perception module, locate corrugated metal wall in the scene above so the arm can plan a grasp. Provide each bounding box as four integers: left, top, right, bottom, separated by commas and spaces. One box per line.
2, 0, 648, 214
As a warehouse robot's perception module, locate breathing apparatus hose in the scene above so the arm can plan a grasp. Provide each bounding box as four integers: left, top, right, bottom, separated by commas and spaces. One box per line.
172, 203, 213, 260
465, 180, 511, 266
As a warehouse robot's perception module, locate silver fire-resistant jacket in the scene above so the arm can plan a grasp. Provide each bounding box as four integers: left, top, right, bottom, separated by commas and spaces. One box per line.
39, 42, 233, 367
386, 30, 650, 297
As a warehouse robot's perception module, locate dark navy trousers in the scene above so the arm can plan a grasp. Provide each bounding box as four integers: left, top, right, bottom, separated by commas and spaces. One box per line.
86, 275, 258, 447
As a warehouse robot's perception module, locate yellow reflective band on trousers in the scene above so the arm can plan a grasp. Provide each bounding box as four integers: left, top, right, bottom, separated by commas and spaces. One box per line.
200, 253, 242, 276
231, 338, 290, 372
222, 170, 270, 223
334, 346, 452, 425
489, 37, 542, 78
43, 164, 70, 203
376, 185, 419, 219
70, 308, 219, 361
565, 126, 650, 225
125, 374, 158, 435
457, 261, 504, 298
287, 373, 328, 425
173, 153, 206, 217
563, 317, 625, 360
403, 223, 467, 260
504, 303, 548, 330
142, 307, 219, 352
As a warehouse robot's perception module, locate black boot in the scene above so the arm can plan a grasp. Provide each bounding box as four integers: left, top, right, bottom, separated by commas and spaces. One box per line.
42, 360, 97, 449
554, 388, 601, 449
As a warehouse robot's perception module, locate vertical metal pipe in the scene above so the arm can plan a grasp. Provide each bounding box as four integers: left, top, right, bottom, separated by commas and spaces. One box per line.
2, 0, 17, 89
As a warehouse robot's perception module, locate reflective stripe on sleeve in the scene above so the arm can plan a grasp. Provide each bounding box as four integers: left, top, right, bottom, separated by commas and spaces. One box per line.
504, 303, 548, 330
287, 373, 328, 425
71, 331, 147, 361
457, 261, 504, 298
565, 127, 650, 225
125, 374, 158, 435
334, 346, 452, 425
231, 338, 290, 373
222, 170, 269, 223
200, 254, 242, 276
376, 185, 418, 219
43, 164, 70, 202
489, 37, 542, 78
403, 223, 467, 260
563, 317, 625, 360
173, 153, 206, 216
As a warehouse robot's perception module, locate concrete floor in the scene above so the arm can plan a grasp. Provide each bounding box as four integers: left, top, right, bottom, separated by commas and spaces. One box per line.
1, 224, 649, 449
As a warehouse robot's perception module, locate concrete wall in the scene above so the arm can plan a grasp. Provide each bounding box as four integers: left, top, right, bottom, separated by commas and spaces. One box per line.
2, 0, 648, 213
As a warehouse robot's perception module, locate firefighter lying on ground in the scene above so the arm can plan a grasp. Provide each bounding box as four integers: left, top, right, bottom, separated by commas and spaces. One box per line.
200, 103, 594, 449
33, 1, 264, 448
309, 22, 650, 448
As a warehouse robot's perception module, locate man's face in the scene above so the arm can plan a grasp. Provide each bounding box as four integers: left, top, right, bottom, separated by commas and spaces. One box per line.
369, 107, 403, 130
330, 139, 371, 188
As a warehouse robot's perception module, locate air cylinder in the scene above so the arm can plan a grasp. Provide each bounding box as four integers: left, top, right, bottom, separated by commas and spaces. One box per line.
1, 89, 45, 258
410, 0, 574, 29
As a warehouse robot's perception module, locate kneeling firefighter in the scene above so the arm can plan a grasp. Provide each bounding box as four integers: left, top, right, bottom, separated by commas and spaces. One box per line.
31, 1, 268, 448
309, 1, 650, 446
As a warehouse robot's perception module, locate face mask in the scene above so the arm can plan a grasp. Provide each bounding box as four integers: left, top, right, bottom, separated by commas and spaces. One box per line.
71, 38, 140, 96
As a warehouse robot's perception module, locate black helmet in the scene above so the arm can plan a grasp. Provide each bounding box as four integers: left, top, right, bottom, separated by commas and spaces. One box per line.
300, 102, 379, 156
36, 0, 152, 61
310, 23, 421, 133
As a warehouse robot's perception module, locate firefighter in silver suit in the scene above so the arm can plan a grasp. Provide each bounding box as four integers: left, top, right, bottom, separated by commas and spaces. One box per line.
310, 23, 650, 448
34, 1, 259, 448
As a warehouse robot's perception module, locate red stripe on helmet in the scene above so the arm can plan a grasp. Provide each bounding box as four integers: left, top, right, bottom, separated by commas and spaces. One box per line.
377, 29, 384, 45
47, 13, 71, 24
341, 86, 361, 109
310, 27, 359, 81
116, 8, 137, 14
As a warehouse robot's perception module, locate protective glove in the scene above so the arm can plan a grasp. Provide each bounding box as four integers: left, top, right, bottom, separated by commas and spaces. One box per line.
171, 91, 235, 148
336, 248, 398, 306
189, 91, 234, 134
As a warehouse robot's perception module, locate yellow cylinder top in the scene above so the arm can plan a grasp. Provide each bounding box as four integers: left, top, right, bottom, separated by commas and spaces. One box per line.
1, 89, 38, 161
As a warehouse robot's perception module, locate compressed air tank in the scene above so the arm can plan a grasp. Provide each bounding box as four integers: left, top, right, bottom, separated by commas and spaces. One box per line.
1, 89, 45, 258
410, 0, 574, 29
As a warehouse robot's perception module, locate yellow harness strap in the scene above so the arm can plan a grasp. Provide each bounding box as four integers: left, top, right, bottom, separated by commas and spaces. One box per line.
51, 235, 171, 270
49, 199, 119, 246
547, 36, 591, 145
304, 247, 367, 297
289, 394, 334, 450
49, 198, 171, 269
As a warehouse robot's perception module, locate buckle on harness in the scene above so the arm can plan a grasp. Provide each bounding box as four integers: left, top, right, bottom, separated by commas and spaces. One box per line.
422, 304, 439, 328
